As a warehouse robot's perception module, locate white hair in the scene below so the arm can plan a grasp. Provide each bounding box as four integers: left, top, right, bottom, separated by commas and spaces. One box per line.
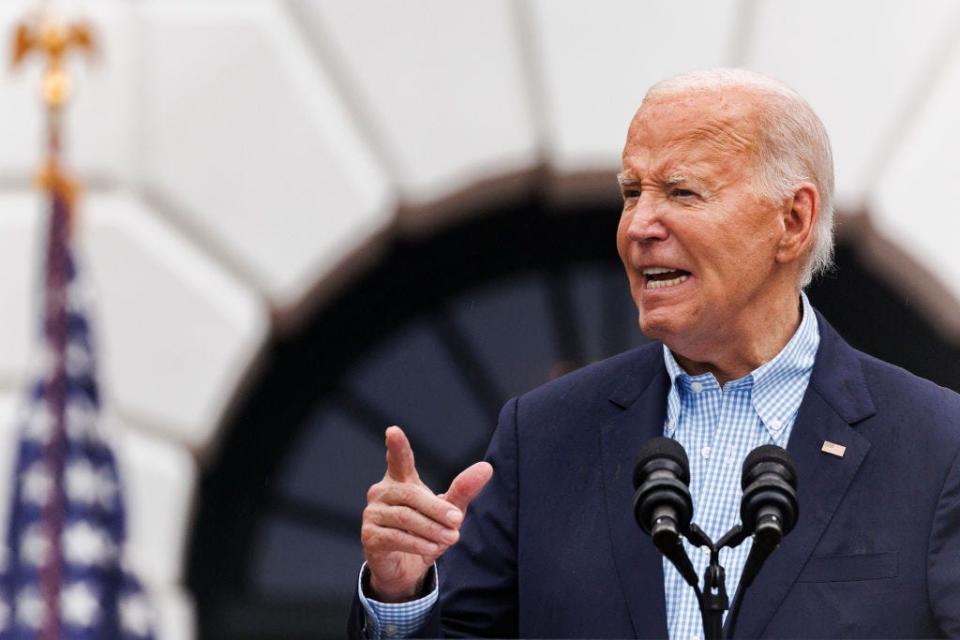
644, 68, 835, 288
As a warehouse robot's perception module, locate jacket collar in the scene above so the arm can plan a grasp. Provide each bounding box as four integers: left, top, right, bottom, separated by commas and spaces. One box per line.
731, 310, 875, 637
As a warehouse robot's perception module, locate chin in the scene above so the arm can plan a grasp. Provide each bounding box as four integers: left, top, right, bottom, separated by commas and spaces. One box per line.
637, 309, 674, 342
637, 302, 703, 348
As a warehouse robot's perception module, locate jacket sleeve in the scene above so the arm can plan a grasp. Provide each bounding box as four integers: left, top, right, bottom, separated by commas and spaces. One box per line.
927, 445, 960, 636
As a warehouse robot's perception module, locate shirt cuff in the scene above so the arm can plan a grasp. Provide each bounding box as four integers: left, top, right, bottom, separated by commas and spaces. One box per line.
357, 562, 439, 639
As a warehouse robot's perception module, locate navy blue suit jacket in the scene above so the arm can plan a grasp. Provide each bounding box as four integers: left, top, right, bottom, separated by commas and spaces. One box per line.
350, 312, 960, 637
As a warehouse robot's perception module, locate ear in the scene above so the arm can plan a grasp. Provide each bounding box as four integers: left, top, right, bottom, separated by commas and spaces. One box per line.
776, 183, 818, 265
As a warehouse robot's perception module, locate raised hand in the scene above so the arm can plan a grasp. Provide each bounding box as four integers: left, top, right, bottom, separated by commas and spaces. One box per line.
362, 426, 493, 602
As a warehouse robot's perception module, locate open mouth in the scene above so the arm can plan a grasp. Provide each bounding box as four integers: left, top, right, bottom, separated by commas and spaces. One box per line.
642, 267, 691, 289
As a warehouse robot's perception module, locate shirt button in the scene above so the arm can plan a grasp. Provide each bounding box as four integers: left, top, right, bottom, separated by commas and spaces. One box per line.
701, 446, 711, 459
691, 381, 704, 393
666, 419, 676, 433
700, 545, 710, 556
385, 624, 399, 637
770, 418, 784, 431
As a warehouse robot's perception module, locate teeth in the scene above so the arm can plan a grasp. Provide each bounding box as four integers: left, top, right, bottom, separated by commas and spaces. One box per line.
642, 267, 676, 275
646, 274, 689, 289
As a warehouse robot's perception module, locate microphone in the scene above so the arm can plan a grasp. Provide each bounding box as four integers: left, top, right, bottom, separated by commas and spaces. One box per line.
632, 437, 699, 589
725, 445, 799, 638
632, 437, 693, 545
739, 445, 798, 550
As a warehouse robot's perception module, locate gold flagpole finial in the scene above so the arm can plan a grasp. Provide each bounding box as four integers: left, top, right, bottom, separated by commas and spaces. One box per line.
11, 11, 95, 108
10, 7, 97, 217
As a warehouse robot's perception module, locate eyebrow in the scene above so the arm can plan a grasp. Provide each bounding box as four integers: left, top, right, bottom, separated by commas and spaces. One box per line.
617, 173, 691, 186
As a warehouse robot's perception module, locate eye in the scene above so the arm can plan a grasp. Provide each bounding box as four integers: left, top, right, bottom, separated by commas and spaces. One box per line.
670, 188, 698, 199
621, 189, 640, 200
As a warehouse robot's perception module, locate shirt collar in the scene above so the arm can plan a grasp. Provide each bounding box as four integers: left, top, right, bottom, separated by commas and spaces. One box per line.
661, 292, 820, 439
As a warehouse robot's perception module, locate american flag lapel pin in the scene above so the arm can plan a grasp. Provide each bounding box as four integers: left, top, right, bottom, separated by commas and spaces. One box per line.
821, 441, 846, 458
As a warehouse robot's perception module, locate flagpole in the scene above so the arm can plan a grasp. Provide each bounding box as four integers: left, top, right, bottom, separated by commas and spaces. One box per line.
10, 8, 95, 639
5, 6, 156, 637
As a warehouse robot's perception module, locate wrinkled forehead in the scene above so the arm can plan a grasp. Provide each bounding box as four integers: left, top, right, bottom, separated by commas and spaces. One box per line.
622, 89, 763, 166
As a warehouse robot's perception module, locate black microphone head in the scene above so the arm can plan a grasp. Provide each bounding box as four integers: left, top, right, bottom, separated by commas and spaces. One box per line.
632, 437, 693, 538
741, 444, 797, 489
740, 445, 799, 540
633, 436, 690, 489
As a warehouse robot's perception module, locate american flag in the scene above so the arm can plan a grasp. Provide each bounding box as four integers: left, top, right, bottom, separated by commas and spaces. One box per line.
0, 191, 155, 639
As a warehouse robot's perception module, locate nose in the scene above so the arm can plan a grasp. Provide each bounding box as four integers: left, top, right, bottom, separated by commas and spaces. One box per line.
624, 195, 669, 243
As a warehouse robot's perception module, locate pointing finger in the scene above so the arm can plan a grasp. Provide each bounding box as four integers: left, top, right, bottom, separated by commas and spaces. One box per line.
385, 426, 419, 482
443, 461, 494, 513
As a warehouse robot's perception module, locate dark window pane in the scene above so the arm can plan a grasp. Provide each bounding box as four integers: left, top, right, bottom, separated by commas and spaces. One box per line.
450, 271, 559, 399
277, 403, 383, 515
252, 519, 363, 599
345, 317, 492, 488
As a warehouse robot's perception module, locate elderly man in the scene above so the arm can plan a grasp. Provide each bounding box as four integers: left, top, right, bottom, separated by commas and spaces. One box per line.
348, 69, 960, 638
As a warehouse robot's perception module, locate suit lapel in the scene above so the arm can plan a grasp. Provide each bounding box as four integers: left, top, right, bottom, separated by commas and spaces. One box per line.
600, 348, 671, 639
732, 313, 875, 638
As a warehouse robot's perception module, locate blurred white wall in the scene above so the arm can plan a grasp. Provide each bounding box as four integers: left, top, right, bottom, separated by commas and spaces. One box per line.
2, 1, 960, 637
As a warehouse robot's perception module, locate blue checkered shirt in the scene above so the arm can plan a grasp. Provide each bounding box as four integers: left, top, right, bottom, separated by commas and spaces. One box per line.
662, 293, 818, 640
359, 294, 819, 639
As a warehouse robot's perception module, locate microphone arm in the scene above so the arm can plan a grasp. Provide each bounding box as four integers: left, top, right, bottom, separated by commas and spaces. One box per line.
723, 525, 778, 639
656, 521, 701, 593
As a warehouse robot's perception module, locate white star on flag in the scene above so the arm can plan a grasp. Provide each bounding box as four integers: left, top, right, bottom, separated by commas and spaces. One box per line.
15, 586, 43, 629
64, 461, 120, 509
22, 404, 54, 444
20, 525, 50, 567
65, 399, 97, 440
64, 521, 113, 565
61, 581, 100, 627
65, 339, 92, 377
65, 459, 99, 504
21, 461, 52, 506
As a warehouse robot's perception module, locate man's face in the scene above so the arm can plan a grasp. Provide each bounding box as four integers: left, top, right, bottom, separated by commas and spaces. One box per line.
617, 90, 790, 356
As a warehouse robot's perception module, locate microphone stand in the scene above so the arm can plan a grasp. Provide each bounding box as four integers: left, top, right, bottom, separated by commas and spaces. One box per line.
660, 523, 765, 640
687, 523, 728, 640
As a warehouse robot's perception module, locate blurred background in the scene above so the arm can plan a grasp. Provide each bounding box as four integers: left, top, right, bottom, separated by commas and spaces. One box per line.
2, 0, 960, 638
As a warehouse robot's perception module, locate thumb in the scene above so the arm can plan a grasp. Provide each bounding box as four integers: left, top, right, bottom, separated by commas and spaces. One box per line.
442, 461, 493, 513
